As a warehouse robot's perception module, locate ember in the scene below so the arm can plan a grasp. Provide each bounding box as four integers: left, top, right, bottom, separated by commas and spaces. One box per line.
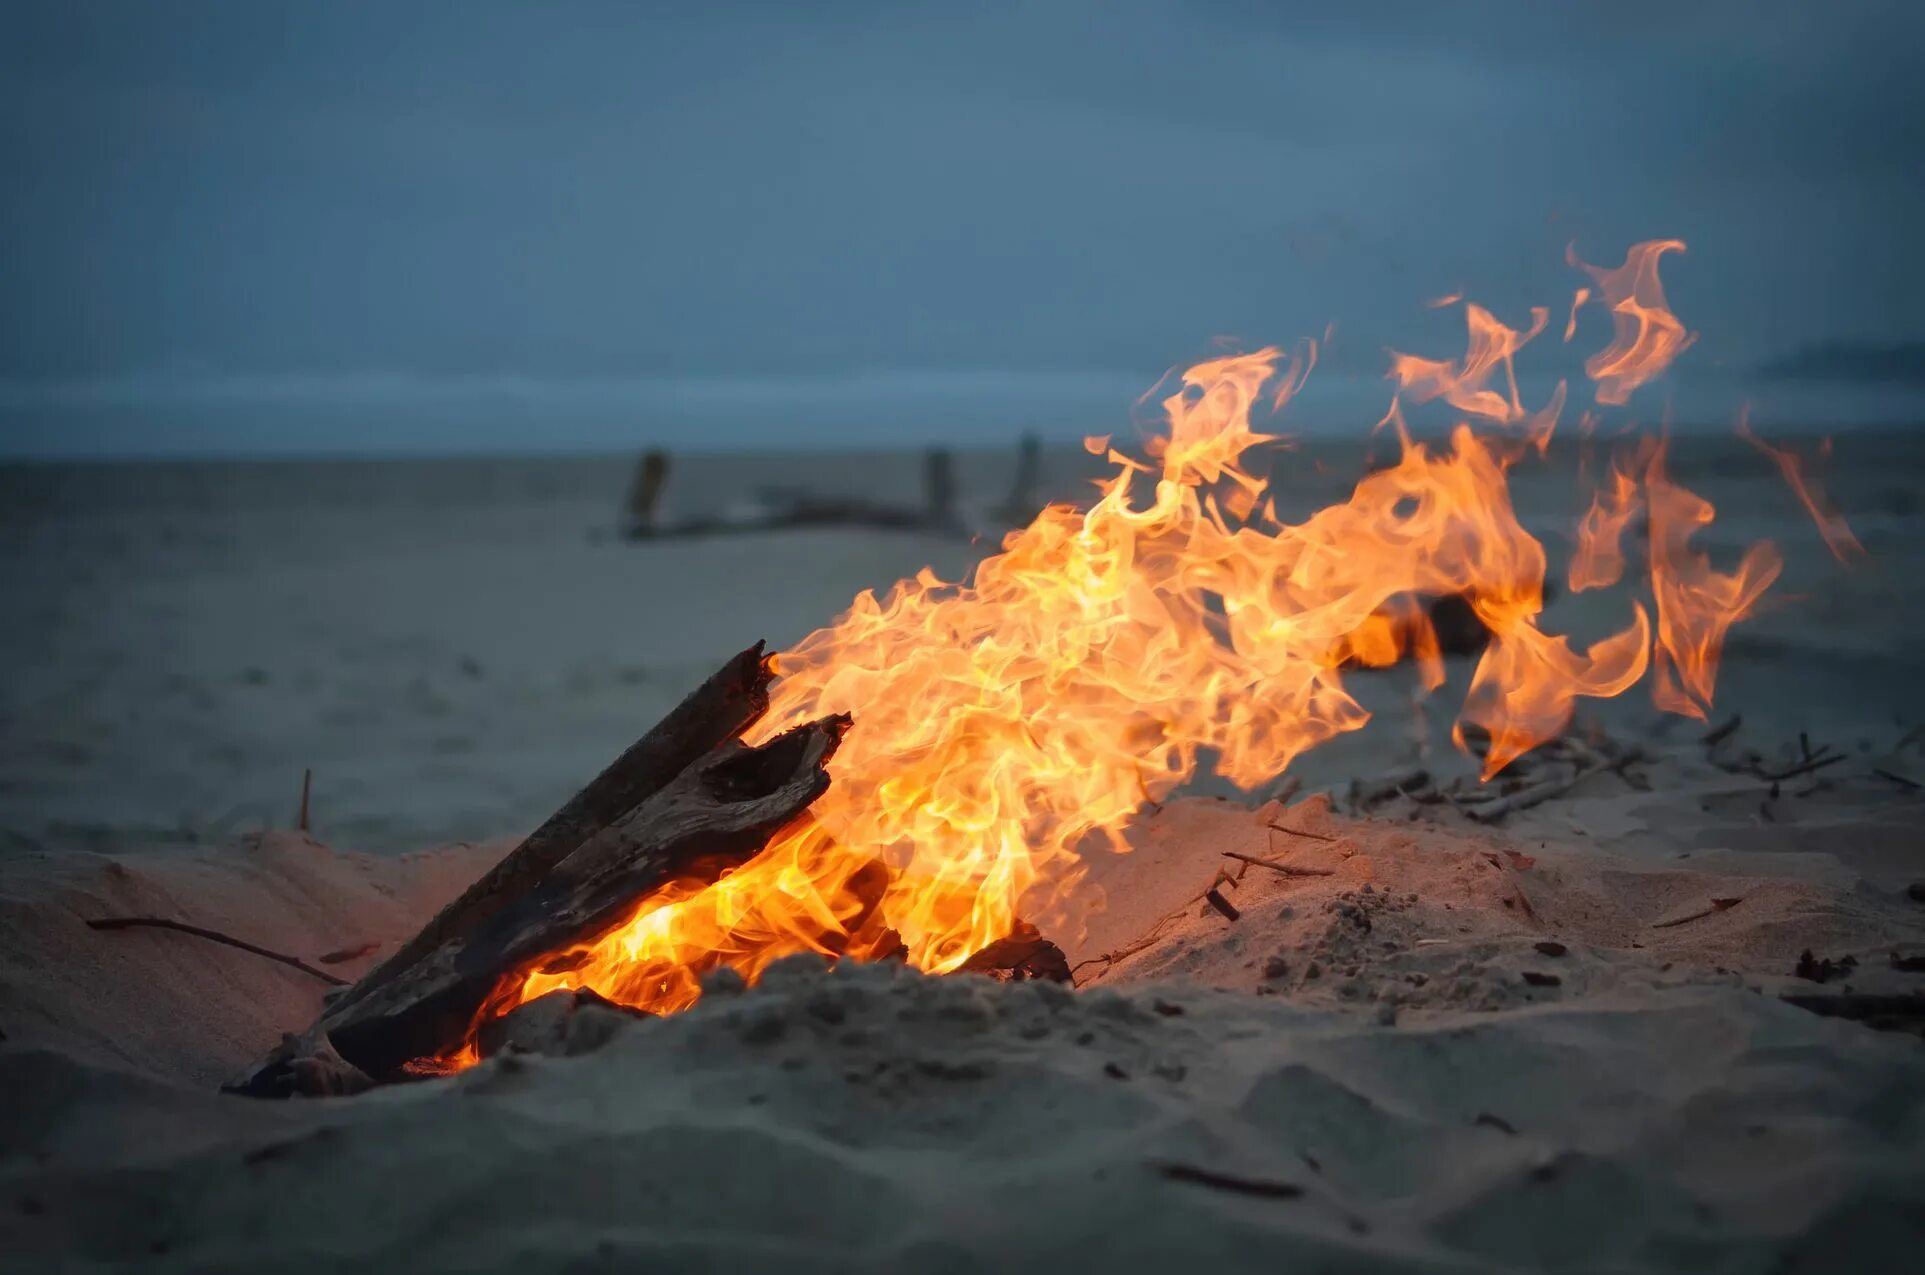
477, 239, 1791, 1037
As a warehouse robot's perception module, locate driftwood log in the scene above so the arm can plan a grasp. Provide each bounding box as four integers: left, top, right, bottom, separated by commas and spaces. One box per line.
230, 643, 848, 1096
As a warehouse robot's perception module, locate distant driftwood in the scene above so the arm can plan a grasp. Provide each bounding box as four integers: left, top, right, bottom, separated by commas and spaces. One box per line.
622, 447, 966, 540
620, 437, 1047, 542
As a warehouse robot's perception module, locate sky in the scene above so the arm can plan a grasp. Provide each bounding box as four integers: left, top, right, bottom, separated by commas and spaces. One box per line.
3, 0, 1924, 456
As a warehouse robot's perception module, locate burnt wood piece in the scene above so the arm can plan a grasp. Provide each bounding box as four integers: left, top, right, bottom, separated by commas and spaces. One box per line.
231, 715, 848, 1093
475, 987, 650, 1060
227, 1024, 375, 1099
958, 920, 1072, 984
327, 643, 776, 1020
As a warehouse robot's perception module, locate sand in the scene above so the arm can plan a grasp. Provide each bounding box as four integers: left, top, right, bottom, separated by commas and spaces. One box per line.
4, 725, 1925, 1272
5, 440, 1925, 1270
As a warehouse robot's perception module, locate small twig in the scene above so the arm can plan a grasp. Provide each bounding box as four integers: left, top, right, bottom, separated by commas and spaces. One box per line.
1650, 897, 1743, 930
1204, 888, 1241, 922
1760, 753, 1843, 783
1153, 1162, 1304, 1200
1267, 822, 1338, 843
297, 768, 312, 833
1458, 751, 1641, 822
1348, 766, 1428, 808
1220, 850, 1336, 878
1702, 714, 1743, 747
1873, 766, 1924, 792
85, 916, 347, 986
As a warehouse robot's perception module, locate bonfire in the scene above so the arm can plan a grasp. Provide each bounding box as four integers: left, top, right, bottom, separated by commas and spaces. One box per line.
230, 241, 1856, 1095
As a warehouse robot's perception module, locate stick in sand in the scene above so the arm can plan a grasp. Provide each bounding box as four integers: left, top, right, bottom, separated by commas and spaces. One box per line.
1650, 897, 1743, 929
1702, 714, 1743, 747
86, 916, 347, 987
1457, 749, 1644, 822
297, 768, 312, 833
1221, 850, 1335, 878
1760, 753, 1844, 783
1267, 822, 1338, 843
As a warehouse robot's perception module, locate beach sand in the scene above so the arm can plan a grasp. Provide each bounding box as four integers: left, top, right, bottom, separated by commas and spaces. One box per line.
3, 436, 1925, 1270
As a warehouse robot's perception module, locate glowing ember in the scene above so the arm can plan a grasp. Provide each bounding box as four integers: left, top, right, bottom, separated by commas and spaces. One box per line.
483, 239, 1831, 1030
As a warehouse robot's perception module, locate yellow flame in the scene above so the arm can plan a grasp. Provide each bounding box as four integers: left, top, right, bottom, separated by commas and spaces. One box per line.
474, 240, 1789, 1034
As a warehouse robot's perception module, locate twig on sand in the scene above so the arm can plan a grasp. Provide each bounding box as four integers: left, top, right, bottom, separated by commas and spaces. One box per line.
1649, 897, 1743, 930
1152, 1162, 1305, 1200
1221, 850, 1336, 878
1760, 752, 1843, 783
1347, 766, 1429, 808
297, 768, 312, 833
1702, 714, 1743, 747
1456, 750, 1643, 823
1267, 822, 1338, 842
85, 916, 348, 987
1873, 766, 1923, 792
1204, 888, 1241, 922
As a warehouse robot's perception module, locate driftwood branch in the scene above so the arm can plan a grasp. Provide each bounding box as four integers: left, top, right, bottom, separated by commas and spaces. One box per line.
85, 916, 348, 987
229, 644, 853, 1097
235, 715, 848, 1093
327, 643, 776, 1021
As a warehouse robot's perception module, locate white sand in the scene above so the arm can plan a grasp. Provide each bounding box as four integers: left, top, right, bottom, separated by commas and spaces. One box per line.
6, 443, 1925, 1269
4, 730, 1924, 1272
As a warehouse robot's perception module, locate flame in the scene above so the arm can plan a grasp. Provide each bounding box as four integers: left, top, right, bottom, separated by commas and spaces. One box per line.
1646, 436, 1783, 718
463, 240, 1805, 1040
1568, 240, 1696, 405
1736, 413, 1865, 563
1570, 447, 1644, 593
1564, 287, 1591, 342
1326, 593, 1446, 692
1387, 303, 1565, 453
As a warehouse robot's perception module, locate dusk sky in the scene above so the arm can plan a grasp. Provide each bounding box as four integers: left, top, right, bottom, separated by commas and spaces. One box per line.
4, 1, 1923, 455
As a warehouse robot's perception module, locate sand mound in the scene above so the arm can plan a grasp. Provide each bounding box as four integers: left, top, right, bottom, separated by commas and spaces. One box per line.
4, 957, 1923, 1272
4, 751, 1925, 1272
1068, 792, 1925, 1020
0, 831, 499, 1086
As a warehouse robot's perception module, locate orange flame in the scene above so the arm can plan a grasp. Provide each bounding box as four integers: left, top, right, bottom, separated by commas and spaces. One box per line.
1646, 437, 1783, 718
1568, 240, 1697, 405
465, 241, 1808, 1041
1570, 447, 1644, 593
1736, 413, 1865, 563
1387, 303, 1565, 453
1564, 287, 1591, 342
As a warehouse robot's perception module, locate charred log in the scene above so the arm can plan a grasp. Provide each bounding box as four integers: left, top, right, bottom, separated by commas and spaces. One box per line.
475, 987, 650, 1060
262, 717, 846, 1089
958, 919, 1072, 984
229, 645, 848, 1097
327, 642, 775, 1021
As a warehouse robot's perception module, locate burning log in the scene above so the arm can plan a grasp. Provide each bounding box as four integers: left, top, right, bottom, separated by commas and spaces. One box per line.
327, 643, 775, 1022
230, 645, 848, 1096
957, 919, 1072, 984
